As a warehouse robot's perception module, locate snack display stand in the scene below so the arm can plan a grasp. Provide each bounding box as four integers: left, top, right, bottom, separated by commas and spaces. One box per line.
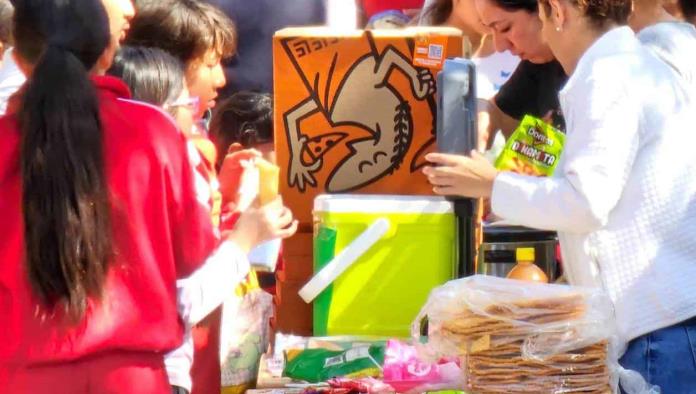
249, 24, 613, 394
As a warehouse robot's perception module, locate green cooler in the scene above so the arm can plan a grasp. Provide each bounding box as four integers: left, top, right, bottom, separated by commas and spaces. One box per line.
306, 194, 457, 338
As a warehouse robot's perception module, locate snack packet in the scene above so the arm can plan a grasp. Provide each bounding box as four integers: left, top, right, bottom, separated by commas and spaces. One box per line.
257, 158, 280, 205
283, 344, 386, 383
219, 152, 280, 207
494, 115, 565, 177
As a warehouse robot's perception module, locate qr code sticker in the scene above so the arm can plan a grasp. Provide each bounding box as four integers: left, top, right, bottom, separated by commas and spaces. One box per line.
428, 44, 443, 60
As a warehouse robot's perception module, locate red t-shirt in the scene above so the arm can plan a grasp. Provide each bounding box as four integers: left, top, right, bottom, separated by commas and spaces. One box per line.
0, 76, 216, 388
361, 0, 424, 17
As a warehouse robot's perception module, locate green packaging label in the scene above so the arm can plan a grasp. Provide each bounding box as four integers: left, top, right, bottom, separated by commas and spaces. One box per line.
494, 115, 565, 177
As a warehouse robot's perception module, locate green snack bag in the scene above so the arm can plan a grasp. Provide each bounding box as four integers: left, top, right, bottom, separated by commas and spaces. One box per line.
494, 115, 565, 177
283, 343, 386, 383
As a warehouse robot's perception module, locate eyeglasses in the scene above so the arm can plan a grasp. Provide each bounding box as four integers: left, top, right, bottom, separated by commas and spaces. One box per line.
165, 96, 200, 111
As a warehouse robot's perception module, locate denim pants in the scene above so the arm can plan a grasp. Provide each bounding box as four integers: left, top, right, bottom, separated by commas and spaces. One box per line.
619, 316, 696, 393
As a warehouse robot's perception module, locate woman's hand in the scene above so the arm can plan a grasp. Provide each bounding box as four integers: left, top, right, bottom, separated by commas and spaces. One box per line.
223, 197, 298, 254
423, 150, 499, 198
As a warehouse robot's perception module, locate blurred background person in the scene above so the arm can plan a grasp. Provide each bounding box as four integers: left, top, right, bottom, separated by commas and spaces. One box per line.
421, 0, 519, 99
629, 0, 696, 89
204, 0, 325, 96
0, 0, 135, 114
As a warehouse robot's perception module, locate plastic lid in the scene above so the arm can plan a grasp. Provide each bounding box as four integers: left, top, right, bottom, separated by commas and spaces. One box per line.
314, 194, 453, 214
516, 247, 535, 262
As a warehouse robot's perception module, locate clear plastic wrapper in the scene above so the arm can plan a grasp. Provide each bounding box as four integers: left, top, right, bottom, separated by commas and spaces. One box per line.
220, 288, 274, 391
412, 275, 659, 394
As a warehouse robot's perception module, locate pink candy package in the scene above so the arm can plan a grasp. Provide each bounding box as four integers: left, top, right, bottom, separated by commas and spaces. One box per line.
382, 340, 463, 393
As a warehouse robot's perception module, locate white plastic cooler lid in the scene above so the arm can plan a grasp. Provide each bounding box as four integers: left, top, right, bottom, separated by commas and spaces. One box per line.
313, 194, 453, 214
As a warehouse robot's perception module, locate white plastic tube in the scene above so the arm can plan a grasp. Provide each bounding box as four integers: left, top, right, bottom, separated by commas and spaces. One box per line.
299, 218, 391, 303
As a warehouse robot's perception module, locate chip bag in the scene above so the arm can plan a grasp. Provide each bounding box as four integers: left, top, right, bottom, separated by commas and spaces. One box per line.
494, 115, 565, 177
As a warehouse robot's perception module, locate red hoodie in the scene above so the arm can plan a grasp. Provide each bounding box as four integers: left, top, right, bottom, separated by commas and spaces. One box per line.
361, 0, 424, 17
0, 76, 216, 393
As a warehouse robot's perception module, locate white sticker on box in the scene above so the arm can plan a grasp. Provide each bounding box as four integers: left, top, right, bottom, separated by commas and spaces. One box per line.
324, 354, 344, 368
345, 346, 370, 362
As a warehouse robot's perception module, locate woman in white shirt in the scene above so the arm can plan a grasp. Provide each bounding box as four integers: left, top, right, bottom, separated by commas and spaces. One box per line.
422, 0, 696, 391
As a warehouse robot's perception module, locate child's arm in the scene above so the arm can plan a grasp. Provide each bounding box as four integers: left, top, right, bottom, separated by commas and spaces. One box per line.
175, 240, 251, 326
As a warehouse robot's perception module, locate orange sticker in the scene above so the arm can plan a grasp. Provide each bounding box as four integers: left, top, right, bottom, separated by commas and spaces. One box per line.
413, 34, 448, 70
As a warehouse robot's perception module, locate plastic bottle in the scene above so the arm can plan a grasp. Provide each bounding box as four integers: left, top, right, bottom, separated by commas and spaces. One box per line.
506, 247, 549, 283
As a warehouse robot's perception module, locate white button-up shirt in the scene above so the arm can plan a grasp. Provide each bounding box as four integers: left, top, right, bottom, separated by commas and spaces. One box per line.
491, 27, 696, 345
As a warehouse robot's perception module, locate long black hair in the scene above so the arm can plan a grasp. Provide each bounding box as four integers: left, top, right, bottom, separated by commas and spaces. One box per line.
493, 0, 538, 12
108, 45, 185, 108
13, 0, 113, 318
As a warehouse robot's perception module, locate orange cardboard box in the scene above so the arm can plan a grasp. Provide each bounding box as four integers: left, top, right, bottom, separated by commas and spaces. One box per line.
273, 27, 463, 224
274, 280, 313, 335
281, 231, 312, 258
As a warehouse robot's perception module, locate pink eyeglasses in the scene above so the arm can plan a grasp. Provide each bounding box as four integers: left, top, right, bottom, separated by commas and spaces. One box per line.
165, 96, 200, 111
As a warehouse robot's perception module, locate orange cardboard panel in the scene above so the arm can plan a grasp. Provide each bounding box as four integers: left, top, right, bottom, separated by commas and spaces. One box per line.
274, 27, 463, 224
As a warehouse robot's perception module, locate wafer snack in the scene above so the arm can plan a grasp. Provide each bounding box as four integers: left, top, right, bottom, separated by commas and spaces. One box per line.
413, 276, 615, 394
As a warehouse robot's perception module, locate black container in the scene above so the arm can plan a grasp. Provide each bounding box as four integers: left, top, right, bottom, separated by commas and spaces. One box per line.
436, 58, 478, 277
477, 225, 559, 280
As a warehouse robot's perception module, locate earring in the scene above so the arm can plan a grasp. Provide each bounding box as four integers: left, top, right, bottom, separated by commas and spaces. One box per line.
555, 26, 562, 32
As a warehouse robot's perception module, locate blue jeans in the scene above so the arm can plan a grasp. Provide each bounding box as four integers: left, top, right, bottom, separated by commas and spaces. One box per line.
620, 316, 696, 393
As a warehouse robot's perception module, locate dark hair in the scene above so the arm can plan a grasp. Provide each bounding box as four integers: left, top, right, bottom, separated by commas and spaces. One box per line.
209, 91, 273, 169
424, 0, 453, 25
0, 0, 13, 45
491, 0, 538, 13
13, 0, 112, 318
125, 0, 236, 65
539, 0, 629, 28
680, 0, 696, 19
108, 46, 185, 108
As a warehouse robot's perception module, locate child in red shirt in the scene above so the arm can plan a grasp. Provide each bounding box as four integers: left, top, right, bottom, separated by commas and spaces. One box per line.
0, 1, 296, 393
126, 3, 276, 393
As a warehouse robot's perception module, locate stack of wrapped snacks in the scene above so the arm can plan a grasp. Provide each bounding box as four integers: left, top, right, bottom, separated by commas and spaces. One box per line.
414, 276, 614, 394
